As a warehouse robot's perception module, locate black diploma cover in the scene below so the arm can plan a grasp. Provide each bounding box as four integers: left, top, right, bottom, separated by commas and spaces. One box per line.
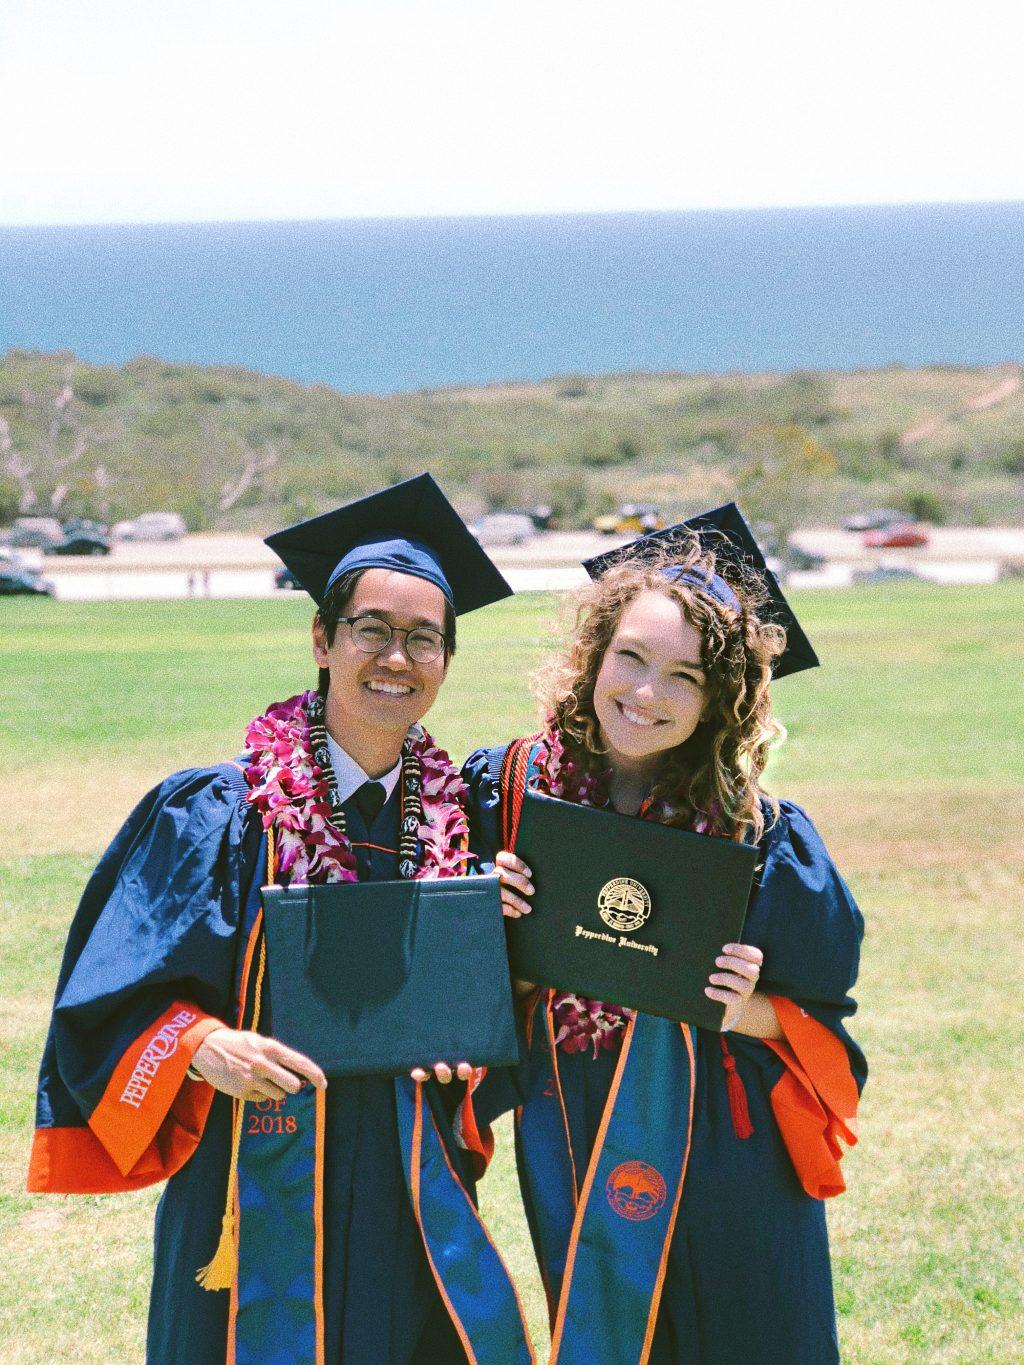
507, 791, 759, 1030
262, 876, 520, 1076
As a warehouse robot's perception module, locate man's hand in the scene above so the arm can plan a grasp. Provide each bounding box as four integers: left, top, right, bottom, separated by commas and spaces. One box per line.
192, 1027, 327, 1101
409, 1061, 474, 1084
495, 850, 534, 918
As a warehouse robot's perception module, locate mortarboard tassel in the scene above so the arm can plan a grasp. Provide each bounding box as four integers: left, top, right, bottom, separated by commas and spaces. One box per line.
720, 1036, 754, 1140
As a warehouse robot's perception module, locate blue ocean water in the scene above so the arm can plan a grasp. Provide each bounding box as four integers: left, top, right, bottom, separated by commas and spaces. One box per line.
1, 203, 1022, 394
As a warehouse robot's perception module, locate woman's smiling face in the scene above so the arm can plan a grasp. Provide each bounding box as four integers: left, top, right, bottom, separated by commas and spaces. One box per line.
592, 589, 708, 768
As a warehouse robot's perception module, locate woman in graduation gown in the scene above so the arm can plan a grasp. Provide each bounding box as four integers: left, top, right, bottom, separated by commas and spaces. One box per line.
463, 508, 866, 1364
28, 475, 533, 1365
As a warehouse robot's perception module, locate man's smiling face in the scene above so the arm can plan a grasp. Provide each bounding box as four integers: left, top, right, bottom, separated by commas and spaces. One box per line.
312, 568, 450, 749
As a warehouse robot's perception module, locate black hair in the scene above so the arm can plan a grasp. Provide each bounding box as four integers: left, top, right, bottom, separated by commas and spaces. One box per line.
313, 567, 457, 695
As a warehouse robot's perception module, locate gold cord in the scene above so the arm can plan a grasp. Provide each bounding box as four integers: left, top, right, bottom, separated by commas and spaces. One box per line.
196, 825, 273, 1291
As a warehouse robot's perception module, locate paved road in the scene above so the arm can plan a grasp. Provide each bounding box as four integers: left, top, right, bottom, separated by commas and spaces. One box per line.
26, 526, 1024, 600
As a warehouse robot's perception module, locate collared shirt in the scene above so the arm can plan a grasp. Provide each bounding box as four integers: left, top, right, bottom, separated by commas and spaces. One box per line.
325, 731, 402, 805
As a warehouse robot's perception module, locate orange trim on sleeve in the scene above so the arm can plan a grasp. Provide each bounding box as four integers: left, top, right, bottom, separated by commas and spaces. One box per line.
762, 995, 860, 1200
27, 1072, 216, 1193
88, 1001, 224, 1177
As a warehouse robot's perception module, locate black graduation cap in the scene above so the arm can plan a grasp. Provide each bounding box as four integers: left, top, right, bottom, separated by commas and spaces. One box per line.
265, 472, 513, 613
582, 501, 819, 679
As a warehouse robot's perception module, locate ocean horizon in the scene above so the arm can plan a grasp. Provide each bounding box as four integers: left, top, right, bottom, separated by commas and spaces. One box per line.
2, 202, 1022, 394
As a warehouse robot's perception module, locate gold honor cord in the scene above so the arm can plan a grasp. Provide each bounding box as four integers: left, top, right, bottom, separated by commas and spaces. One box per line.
196, 825, 275, 1290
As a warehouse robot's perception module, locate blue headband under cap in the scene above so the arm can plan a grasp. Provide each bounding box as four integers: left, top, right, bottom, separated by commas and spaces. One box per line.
324, 532, 454, 604
662, 565, 742, 613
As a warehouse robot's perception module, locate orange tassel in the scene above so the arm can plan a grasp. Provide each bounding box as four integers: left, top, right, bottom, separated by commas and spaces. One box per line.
720, 1036, 754, 1139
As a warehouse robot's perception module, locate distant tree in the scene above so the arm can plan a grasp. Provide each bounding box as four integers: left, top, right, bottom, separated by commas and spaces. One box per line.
897, 489, 946, 524
5, 378, 112, 514
556, 376, 589, 400
878, 430, 902, 463
218, 443, 279, 513
996, 438, 1024, 476
735, 423, 838, 551
474, 469, 521, 512
186, 428, 281, 525
544, 472, 592, 526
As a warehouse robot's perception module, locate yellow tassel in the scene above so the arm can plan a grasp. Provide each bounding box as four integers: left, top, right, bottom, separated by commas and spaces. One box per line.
195, 1090, 245, 1291
197, 848, 273, 1292
195, 1208, 238, 1290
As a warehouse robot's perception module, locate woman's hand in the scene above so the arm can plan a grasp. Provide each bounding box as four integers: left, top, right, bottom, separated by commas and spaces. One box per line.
705, 942, 763, 1032
495, 850, 534, 918
192, 1027, 327, 1101
410, 1061, 474, 1084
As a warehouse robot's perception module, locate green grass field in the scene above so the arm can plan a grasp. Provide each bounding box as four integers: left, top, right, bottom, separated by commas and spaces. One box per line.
2, 584, 1023, 1361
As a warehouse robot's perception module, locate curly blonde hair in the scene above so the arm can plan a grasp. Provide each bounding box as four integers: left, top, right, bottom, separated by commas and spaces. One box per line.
533, 538, 786, 842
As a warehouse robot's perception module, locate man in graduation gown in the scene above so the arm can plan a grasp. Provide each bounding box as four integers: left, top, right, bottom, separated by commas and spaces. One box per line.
28, 475, 533, 1365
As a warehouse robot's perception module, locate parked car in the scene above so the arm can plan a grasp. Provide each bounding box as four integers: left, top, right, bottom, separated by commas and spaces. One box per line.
0, 565, 55, 596
863, 523, 929, 549
785, 546, 826, 572
1, 516, 65, 549
50, 531, 111, 556
854, 564, 922, 583
470, 513, 535, 546
594, 504, 665, 535
843, 509, 911, 533
113, 511, 188, 541
528, 503, 558, 531
62, 517, 110, 538
274, 565, 301, 590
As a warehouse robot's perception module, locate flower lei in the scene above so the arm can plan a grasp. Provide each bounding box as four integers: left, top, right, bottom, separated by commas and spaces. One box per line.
531, 724, 717, 1058
242, 690, 472, 884
529, 727, 635, 1057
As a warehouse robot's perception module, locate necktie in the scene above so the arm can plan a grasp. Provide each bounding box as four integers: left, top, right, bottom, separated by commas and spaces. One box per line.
354, 780, 387, 828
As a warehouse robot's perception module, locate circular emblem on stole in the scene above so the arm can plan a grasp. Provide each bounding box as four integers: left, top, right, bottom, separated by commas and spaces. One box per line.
597, 877, 652, 933
606, 1161, 667, 1222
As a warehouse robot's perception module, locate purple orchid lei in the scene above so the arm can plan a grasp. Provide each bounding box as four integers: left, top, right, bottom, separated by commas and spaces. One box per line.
243, 691, 472, 884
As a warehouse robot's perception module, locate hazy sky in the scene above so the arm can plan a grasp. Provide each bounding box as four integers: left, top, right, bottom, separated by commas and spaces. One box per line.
2, 0, 1022, 225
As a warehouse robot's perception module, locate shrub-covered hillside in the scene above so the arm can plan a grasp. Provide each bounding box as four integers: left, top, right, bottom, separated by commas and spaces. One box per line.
1, 349, 1022, 530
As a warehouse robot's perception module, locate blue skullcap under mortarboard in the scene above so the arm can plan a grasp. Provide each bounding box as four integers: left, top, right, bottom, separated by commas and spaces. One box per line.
581, 501, 819, 679
325, 534, 454, 602
662, 565, 743, 613
265, 473, 513, 614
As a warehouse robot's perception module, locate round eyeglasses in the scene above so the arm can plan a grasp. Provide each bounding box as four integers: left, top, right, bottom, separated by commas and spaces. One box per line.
338, 614, 448, 664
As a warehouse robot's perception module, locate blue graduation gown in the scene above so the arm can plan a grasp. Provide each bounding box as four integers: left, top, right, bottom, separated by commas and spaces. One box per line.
29, 763, 468, 1364
463, 745, 867, 1365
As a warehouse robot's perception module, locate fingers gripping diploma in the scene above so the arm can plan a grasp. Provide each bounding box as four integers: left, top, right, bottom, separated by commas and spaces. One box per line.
410, 1062, 474, 1084
495, 850, 534, 919
705, 942, 764, 1032
192, 1028, 327, 1101
408, 851, 537, 1082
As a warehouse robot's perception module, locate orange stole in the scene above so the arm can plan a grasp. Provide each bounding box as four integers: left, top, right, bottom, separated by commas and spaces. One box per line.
763, 994, 860, 1199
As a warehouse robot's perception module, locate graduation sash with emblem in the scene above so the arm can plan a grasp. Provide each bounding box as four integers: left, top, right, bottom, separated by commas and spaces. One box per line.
219, 817, 533, 1363
500, 737, 698, 1363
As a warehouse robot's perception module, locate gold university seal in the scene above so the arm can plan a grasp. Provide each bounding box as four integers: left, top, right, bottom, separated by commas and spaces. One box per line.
597, 877, 652, 933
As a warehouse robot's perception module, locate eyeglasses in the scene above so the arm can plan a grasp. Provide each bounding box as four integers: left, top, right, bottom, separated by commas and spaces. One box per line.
338, 614, 448, 664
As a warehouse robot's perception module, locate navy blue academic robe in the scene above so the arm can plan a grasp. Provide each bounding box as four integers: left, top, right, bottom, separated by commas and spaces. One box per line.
463, 746, 867, 1365
29, 763, 469, 1364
